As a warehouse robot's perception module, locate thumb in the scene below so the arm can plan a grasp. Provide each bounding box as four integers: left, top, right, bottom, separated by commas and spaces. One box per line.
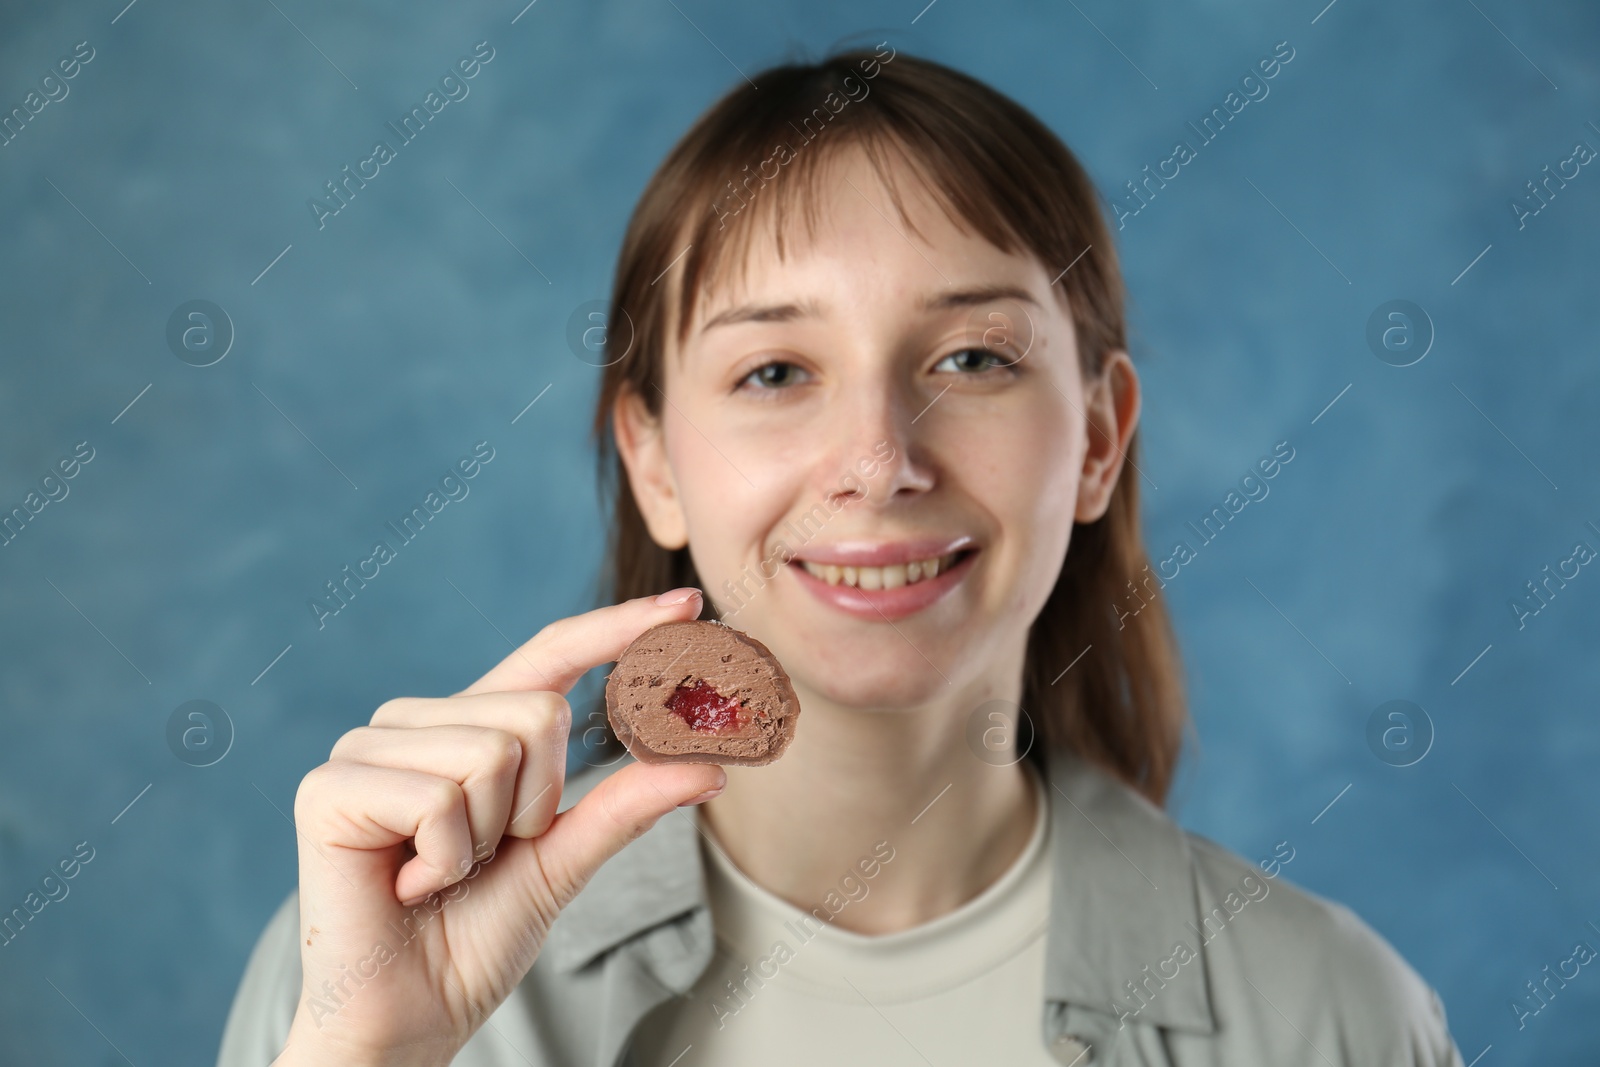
532, 761, 726, 905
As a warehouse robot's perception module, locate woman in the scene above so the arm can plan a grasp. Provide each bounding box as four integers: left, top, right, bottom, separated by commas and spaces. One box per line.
220, 46, 1465, 1066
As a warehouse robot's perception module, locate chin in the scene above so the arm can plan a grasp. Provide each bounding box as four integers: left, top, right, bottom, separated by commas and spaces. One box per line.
769, 638, 957, 711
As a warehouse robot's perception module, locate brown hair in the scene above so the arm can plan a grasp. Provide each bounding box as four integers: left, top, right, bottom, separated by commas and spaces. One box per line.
587, 44, 1191, 806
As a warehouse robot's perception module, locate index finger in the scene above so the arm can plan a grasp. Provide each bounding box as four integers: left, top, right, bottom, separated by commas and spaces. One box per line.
458, 587, 704, 697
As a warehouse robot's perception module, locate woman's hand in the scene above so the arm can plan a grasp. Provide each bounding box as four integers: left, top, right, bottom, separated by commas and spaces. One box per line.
274, 588, 725, 1067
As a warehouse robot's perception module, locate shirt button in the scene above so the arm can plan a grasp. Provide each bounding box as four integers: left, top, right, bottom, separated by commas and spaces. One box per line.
1051, 1033, 1092, 1065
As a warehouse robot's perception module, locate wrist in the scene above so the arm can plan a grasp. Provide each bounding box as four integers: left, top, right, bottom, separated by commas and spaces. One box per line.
276, 1015, 455, 1067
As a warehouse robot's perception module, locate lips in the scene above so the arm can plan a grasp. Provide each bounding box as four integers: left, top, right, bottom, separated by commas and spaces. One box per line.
791, 536, 974, 567
787, 539, 977, 621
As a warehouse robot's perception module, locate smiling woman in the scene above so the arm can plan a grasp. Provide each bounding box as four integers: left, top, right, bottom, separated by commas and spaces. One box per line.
584, 58, 1331, 1064
220, 46, 1466, 1067
597, 50, 1186, 801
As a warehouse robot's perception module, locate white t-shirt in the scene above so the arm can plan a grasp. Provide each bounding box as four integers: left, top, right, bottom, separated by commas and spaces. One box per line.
628, 764, 1057, 1066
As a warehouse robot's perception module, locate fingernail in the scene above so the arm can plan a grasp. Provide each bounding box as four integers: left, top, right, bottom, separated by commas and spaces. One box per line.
656, 587, 701, 606
399, 893, 427, 908
678, 785, 724, 807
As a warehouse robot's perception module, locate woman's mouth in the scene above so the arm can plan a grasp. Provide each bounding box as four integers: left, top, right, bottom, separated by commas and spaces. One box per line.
796, 550, 962, 590
787, 542, 978, 621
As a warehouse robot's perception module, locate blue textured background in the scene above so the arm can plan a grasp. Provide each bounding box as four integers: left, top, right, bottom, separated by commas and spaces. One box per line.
2, 0, 1597, 1063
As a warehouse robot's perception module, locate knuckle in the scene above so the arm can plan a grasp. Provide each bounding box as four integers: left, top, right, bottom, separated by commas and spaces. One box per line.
371, 697, 411, 726
292, 764, 333, 824
527, 691, 572, 737
531, 617, 572, 648
422, 775, 465, 818
328, 726, 371, 761
478, 727, 523, 771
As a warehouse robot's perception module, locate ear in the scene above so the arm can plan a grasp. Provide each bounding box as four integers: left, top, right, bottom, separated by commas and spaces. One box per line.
1075, 349, 1142, 523
613, 385, 689, 549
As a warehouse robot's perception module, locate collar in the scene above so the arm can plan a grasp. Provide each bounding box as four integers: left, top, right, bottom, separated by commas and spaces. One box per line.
541, 747, 1217, 1035
1041, 746, 1217, 1034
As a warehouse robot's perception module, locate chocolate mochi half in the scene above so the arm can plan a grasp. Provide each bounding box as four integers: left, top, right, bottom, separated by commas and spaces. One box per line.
605, 619, 800, 766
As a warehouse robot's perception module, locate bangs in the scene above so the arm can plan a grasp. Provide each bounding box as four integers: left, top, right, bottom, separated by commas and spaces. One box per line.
658, 62, 1041, 347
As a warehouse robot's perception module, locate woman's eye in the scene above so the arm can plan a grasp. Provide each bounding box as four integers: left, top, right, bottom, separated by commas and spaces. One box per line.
739, 361, 808, 390
934, 347, 1017, 374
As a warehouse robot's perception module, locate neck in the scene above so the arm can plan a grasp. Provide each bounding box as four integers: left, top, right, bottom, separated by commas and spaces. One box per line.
697, 672, 1040, 936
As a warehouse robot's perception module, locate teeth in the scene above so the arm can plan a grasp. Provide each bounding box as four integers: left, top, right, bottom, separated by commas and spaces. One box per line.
800, 552, 960, 589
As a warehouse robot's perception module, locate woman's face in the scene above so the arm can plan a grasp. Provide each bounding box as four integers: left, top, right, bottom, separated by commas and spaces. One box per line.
617, 145, 1138, 710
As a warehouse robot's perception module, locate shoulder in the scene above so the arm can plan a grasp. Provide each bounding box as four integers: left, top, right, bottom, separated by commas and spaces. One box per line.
1180, 831, 1463, 1065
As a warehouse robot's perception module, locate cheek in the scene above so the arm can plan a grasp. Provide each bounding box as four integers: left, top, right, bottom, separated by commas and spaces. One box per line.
954, 391, 1080, 524
663, 416, 802, 586
948, 390, 1082, 590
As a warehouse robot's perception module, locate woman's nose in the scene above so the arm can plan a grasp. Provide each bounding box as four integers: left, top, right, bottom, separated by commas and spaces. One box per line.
823, 383, 936, 507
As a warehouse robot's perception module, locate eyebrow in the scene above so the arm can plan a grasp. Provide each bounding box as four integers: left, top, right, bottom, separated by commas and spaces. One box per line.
921, 284, 1041, 313
698, 297, 824, 334
696, 284, 1042, 335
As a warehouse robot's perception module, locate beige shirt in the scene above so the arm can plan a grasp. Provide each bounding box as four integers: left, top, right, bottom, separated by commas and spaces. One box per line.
629, 762, 1056, 1065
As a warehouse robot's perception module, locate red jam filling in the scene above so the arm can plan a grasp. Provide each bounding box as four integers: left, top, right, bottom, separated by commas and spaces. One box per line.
667, 680, 742, 733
